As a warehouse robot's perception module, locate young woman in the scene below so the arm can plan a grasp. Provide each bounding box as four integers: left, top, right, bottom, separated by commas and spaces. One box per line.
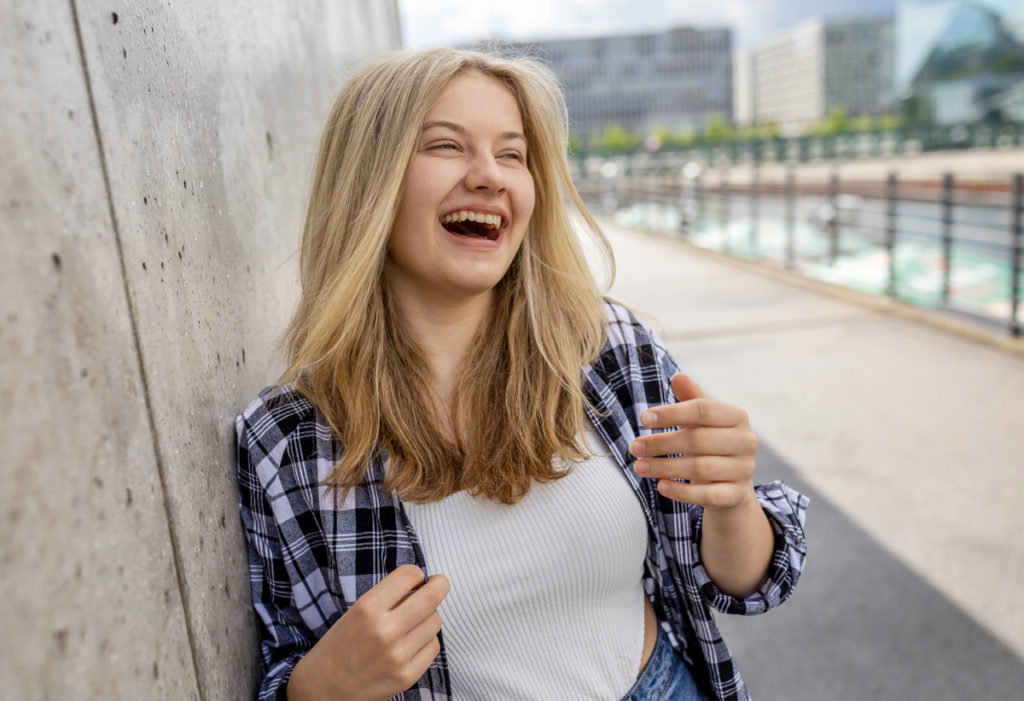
236, 48, 808, 701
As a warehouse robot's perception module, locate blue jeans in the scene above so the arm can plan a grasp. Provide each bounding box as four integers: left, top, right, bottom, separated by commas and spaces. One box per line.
620, 627, 708, 701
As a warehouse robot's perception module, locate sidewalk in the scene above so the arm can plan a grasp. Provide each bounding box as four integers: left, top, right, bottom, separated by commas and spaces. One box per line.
593, 218, 1024, 700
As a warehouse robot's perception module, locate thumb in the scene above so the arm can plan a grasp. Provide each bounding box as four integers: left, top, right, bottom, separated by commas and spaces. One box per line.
671, 373, 705, 402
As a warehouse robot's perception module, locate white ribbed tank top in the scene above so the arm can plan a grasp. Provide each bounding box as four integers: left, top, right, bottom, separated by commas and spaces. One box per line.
403, 424, 649, 700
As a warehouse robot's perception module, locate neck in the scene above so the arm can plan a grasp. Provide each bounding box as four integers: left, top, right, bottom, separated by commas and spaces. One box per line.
388, 283, 493, 407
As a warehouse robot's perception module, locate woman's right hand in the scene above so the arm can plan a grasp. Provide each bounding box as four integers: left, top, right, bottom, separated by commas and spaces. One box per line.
286, 564, 450, 701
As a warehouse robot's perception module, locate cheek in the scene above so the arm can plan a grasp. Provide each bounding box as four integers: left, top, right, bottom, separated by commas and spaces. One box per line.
517, 175, 537, 221
396, 157, 445, 220
387, 207, 414, 253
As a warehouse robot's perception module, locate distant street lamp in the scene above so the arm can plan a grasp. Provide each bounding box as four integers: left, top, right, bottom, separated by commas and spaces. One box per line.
600, 161, 620, 213
680, 162, 704, 233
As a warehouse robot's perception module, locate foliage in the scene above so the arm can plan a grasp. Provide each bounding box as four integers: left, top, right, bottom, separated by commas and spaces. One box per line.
735, 122, 780, 141
703, 113, 734, 143
569, 107, 910, 155
588, 123, 641, 152
649, 125, 697, 148
806, 106, 849, 136
878, 114, 901, 132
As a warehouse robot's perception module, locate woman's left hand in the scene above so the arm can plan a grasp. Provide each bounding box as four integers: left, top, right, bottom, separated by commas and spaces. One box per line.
629, 373, 759, 513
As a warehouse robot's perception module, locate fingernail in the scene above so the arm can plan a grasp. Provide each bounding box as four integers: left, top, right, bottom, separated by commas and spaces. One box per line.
630, 439, 645, 457
634, 460, 649, 475
641, 411, 657, 427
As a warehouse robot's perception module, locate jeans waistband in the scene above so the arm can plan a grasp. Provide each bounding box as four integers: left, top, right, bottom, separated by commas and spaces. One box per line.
619, 626, 707, 701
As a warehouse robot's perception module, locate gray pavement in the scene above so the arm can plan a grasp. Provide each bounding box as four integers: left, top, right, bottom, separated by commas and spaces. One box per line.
592, 219, 1024, 700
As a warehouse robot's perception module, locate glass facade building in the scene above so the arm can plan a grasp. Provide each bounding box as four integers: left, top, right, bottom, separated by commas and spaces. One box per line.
896, 0, 1024, 125
502, 28, 734, 137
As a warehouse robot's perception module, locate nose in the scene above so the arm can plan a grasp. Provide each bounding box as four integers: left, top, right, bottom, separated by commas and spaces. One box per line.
465, 151, 506, 193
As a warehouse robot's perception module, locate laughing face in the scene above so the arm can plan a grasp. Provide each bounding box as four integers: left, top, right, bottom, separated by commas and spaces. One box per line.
386, 71, 536, 310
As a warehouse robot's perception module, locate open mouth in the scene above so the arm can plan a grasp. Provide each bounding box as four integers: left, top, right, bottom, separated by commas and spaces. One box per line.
441, 210, 503, 241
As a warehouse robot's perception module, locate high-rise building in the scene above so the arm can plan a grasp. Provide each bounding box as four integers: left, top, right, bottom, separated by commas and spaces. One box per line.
746, 16, 894, 135
732, 50, 756, 127
503, 28, 733, 137
896, 0, 1024, 125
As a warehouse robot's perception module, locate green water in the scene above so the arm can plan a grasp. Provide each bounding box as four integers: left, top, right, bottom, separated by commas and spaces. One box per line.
611, 202, 1022, 325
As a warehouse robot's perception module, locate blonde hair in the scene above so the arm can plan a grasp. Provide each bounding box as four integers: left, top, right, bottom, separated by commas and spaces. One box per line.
280, 47, 613, 504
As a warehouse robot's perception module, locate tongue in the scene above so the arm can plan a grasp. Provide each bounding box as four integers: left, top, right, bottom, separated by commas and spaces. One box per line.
444, 220, 498, 240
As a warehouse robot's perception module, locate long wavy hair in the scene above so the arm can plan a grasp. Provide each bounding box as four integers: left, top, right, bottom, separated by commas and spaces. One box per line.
279, 47, 613, 504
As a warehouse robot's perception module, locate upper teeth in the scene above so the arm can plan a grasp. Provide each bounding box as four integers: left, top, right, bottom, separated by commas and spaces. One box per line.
441, 211, 502, 229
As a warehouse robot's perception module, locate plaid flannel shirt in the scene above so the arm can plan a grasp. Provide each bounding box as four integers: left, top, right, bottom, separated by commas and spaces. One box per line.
236, 300, 809, 701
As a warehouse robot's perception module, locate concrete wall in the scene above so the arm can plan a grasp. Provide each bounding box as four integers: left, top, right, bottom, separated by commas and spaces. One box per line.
0, 1, 401, 697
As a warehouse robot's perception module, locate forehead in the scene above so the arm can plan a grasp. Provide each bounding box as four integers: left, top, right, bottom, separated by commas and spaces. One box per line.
424, 72, 524, 131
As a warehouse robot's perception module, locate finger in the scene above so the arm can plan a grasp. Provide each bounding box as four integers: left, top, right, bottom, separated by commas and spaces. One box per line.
634, 455, 753, 483
654, 479, 754, 509
632, 426, 756, 459
389, 608, 444, 689
361, 564, 428, 610
399, 630, 443, 688
396, 608, 444, 661
672, 373, 704, 402
393, 574, 450, 632
641, 398, 745, 431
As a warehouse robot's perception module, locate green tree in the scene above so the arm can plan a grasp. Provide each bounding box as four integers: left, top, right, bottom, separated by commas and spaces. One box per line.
664, 126, 697, 148
808, 106, 850, 136
703, 114, 733, 143
590, 123, 642, 153
850, 116, 874, 133
878, 114, 901, 132
899, 92, 933, 127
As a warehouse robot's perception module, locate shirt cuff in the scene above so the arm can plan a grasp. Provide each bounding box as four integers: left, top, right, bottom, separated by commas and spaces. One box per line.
693, 480, 809, 615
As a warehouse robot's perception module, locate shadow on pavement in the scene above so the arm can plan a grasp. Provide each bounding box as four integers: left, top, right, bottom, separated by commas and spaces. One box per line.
718, 442, 1024, 700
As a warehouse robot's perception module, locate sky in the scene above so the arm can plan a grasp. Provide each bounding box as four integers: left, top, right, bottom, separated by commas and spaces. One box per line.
398, 0, 898, 52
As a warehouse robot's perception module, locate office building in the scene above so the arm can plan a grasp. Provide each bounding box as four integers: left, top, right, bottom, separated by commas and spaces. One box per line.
747, 16, 894, 134
505, 28, 733, 137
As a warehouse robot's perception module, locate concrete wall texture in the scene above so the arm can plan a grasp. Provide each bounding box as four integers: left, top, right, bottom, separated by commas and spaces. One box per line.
1, 1, 401, 697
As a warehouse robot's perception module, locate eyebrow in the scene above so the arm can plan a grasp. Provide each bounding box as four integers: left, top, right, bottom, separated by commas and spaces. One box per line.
421, 119, 526, 143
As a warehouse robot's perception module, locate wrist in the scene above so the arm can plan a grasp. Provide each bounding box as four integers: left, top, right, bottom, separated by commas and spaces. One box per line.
702, 485, 760, 529
286, 653, 315, 701
287, 650, 341, 701
287, 649, 377, 701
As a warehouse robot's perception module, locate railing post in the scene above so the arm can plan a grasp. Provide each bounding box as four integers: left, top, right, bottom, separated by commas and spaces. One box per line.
750, 163, 759, 257
627, 154, 636, 210
677, 165, 688, 237
886, 172, 898, 297
941, 173, 954, 305
785, 165, 796, 269
1011, 173, 1023, 337
828, 169, 840, 263
721, 168, 730, 253
695, 172, 704, 237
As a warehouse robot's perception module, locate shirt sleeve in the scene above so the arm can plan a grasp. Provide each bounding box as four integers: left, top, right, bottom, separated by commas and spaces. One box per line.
642, 308, 810, 617
692, 481, 809, 615
236, 411, 315, 701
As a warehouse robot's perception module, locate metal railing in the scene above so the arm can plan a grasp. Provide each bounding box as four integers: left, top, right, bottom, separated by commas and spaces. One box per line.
576, 161, 1024, 337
